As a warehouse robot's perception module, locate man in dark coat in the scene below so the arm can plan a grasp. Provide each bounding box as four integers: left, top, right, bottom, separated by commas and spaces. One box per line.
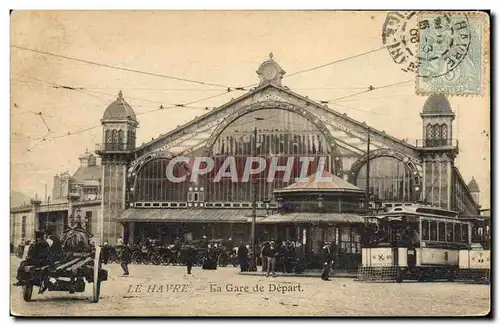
263, 241, 278, 277
46, 228, 62, 262
117, 238, 130, 276
320, 242, 334, 281
14, 231, 50, 286
261, 242, 270, 272
294, 243, 306, 274
200, 235, 208, 249
185, 242, 196, 275
237, 241, 249, 272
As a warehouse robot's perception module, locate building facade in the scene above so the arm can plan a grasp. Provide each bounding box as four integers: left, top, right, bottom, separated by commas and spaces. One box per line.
10, 152, 102, 246
11, 56, 481, 249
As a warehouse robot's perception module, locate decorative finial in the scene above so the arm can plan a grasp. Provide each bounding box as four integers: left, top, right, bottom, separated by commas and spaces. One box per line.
269, 52, 274, 60
118, 90, 123, 99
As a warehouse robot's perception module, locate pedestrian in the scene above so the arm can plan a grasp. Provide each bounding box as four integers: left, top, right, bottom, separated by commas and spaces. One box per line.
320, 241, 333, 281
46, 228, 62, 262
237, 241, 249, 272
117, 238, 130, 276
295, 242, 305, 274
284, 241, 295, 273
263, 241, 277, 277
261, 242, 269, 272
200, 235, 208, 249
14, 231, 50, 286
185, 242, 196, 275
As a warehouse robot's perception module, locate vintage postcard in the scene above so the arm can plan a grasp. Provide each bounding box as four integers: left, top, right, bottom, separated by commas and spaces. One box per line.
10, 10, 491, 317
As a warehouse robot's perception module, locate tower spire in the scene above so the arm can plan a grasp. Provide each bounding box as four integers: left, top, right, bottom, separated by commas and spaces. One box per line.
118, 90, 123, 99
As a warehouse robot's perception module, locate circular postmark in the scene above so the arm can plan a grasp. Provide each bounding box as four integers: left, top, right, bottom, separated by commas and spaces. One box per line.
382, 11, 472, 78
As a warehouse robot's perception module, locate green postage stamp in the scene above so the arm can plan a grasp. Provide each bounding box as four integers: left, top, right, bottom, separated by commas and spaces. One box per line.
415, 12, 489, 96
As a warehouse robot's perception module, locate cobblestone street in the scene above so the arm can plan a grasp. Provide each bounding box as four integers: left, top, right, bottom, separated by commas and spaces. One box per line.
10, 257, 490, 317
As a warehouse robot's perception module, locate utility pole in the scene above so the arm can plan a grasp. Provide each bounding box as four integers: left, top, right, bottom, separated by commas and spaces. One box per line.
250, 117, 264, 271
44, 184, 49, 230
365, 127, 371, 214
250, 126, 257, 271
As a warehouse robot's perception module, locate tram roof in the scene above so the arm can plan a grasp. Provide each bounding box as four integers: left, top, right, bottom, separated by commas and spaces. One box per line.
371, 205, 460, 219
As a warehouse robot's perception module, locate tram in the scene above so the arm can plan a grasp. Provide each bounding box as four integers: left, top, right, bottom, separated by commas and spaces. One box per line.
457, 217, 490, 281
359, 204, 481, 282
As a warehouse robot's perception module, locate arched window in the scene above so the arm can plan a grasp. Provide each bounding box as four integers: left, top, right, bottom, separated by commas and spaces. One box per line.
105, 130, 112, 150
134, 158, 190, 202
205, 108, 335, 203
426, 124, 433, 140
433, 124, 441, 140
441, 124, 448, 146
118, 130, 125, 149
111, 130, 118, 150
441, 124, 448, 139
356, 156, 414, 202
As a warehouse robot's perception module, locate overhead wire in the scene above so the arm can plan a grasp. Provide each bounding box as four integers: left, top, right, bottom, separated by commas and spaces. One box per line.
319, 79, 414, 103
11, 44, 416, 153
239, 45, 391, 90
11, 45, 236, 89
285, 46, 389, 79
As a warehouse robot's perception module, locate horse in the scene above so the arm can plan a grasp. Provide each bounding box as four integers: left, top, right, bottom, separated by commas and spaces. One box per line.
61, 224, 93, 253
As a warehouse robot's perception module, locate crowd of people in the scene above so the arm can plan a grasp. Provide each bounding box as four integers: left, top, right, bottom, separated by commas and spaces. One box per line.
14, 229, 338, 282
237, 240, 330, 277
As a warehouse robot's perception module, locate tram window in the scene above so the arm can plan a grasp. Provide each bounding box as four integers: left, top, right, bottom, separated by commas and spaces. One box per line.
454, 223, 461, 243
462, 224, 469, 243
421, 220, 429, 240
430, 221, 437, 241
438, 222, 446, 241
471, 226, 481, 243
446, 223, 453, 242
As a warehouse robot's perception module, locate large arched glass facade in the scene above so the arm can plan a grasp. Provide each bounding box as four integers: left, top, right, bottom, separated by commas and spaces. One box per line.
133, 158, 191, 202
356, 157, 414, 202
203, 108, 336, 202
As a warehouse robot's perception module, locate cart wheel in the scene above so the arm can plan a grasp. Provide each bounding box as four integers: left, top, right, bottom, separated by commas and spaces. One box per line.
161, 253, 170, 266
447, 268, 457, 282
396, 269, 403, 283
92, 246, 102, 303
22, 283, 33, 302
131, 252, 142, 264
217, 253, 229, 267
151, 253, 161, 265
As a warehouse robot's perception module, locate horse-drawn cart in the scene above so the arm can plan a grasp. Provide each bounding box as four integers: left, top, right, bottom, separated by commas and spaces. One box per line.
15, 225, 108, 303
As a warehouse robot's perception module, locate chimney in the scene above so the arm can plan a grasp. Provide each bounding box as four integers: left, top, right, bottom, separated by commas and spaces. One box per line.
88, 154, 97, 167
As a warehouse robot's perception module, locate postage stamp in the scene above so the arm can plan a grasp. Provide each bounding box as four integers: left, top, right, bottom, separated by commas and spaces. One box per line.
10, 10, 490, 317
415, 12, 488, 96
382, 11, 489, 96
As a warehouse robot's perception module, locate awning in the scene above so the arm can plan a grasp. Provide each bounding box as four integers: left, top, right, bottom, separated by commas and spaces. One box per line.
258, 212, 365, 224
118, 208, 268, 223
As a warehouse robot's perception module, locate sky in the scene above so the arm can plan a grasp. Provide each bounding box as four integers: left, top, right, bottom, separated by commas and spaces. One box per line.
10, 10, 490, 208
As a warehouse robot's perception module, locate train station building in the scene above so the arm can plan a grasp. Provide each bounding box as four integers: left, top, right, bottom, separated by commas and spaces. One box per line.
11, 56, 482, 258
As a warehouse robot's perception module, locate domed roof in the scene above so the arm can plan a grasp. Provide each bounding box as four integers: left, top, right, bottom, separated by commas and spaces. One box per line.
102, 91, 137, 122
422, 94, 452, 114
276, 170, 364, 194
